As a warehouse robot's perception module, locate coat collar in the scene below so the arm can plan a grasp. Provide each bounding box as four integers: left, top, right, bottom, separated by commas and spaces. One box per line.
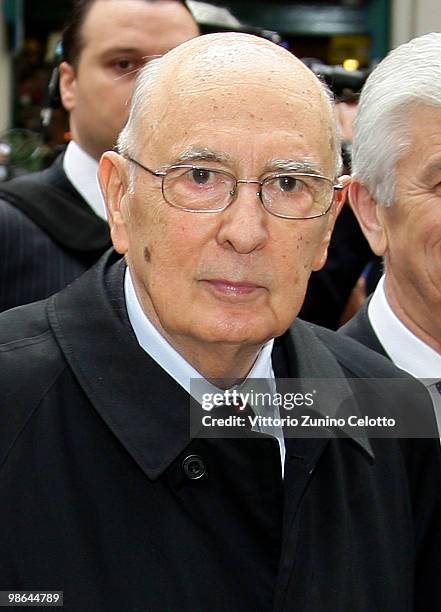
283, 321, 374, 458
48, 251, 373, 481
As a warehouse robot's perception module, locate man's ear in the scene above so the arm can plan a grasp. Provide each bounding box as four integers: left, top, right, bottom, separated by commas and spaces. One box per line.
99, 152, 130, 254
349, 180, 388, 256
59, 61, 76, 113
334, 174, 350, 218
311, 174, 349, 271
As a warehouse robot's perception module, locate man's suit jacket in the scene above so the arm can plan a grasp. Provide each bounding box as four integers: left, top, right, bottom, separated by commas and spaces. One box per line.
0, 154, 111, 312
339, 300, 388, 357
0, 251, 440, 611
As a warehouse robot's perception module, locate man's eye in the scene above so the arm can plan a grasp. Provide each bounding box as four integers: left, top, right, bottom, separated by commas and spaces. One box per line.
190, 168, 214, 185
276, 176, 302, 192
113, 59, 137, 72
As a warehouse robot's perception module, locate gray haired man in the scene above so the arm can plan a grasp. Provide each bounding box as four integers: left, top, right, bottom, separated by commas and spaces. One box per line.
341, 32, 441, 421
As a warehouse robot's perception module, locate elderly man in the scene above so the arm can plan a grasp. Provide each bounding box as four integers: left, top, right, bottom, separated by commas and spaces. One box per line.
0, 34, 440, 611
0, 0, 199, 312
341, 33, 441, 420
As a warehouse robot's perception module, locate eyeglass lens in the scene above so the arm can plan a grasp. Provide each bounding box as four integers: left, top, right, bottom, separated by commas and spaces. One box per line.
162, 166, 333, 218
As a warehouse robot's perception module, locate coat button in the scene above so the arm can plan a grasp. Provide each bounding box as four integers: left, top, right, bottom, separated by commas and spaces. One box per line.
182, 454, 206, 480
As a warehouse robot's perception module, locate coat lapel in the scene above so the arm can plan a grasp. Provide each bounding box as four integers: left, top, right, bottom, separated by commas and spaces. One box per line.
339, 300, 388, 357
48, 252, 194, 480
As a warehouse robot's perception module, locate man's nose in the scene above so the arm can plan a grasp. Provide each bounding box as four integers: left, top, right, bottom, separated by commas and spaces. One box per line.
216, 182, 269, 254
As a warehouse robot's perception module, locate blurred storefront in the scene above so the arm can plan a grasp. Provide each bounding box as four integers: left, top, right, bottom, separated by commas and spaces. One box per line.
202, 0, 389, 67
2, 0, 68, 171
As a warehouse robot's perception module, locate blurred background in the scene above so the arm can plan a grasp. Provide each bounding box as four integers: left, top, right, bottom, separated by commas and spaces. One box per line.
0, 0, 439, 173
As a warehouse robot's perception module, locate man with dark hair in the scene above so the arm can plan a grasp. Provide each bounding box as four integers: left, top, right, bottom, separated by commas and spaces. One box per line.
0, 33, 440, 611
0, 0, 199, 312
62, 0, 192, 67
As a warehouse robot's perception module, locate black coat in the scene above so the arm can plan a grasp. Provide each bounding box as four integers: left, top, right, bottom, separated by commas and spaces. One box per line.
1, 252, 440, 611
0, 154, 111, 313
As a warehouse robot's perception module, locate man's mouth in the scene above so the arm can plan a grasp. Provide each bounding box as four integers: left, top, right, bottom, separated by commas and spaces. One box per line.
201, 279, 266, 297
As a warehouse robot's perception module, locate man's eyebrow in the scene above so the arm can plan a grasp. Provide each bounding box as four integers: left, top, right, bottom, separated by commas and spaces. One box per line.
264, 159, 323, 174
173, 148, 233, 165
172, 150, 324, 174
102, 47, 150, 57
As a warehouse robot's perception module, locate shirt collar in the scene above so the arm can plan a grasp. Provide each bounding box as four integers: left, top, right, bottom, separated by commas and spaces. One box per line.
368, 275, 441, 381
63, 141, 107, 221
124, 266, 275, 402
124, 268, 290, 468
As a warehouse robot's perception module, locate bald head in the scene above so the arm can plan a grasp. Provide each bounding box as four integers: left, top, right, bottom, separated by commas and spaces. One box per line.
101, 32, 347, 369
156, 31, 321, 88
118, 33, 340, 172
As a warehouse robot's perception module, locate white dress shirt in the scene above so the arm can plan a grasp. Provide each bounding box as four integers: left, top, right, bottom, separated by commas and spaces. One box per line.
368, 275, 441, 429
124, 267, 286, 471
63, 141, 107, 220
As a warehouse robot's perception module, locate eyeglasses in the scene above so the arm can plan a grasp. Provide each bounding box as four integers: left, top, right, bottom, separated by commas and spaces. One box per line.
126, 157, 344, 220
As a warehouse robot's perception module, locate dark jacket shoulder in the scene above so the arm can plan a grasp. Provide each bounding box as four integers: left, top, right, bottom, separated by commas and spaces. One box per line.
0, 154, 112, 312
299, 318, 401, 378
0, 154, 110, 253
338, 301, 387, 357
